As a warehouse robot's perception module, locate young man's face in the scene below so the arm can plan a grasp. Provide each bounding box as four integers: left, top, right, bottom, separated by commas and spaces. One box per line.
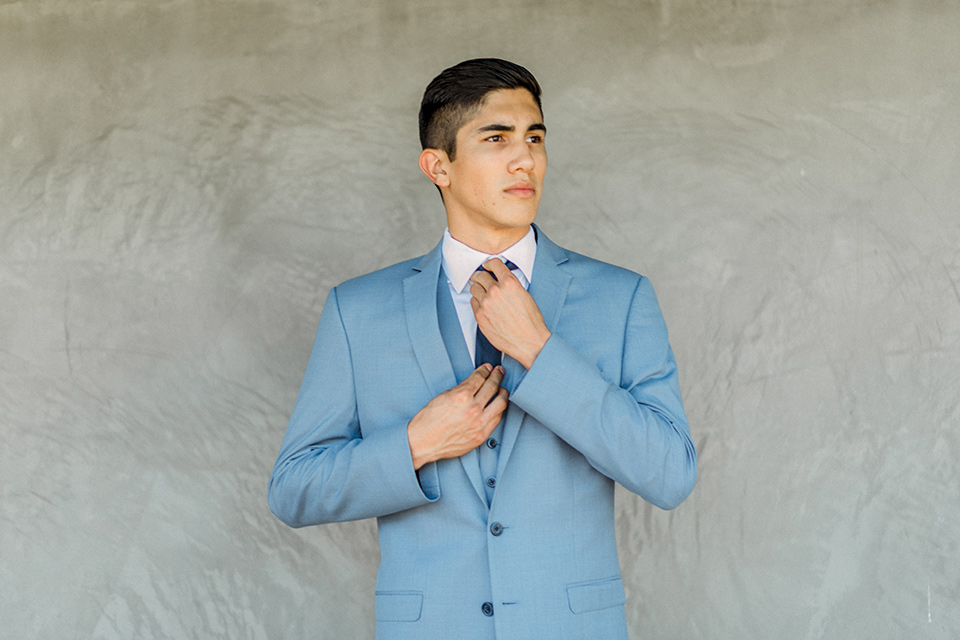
440, 88, 547, 251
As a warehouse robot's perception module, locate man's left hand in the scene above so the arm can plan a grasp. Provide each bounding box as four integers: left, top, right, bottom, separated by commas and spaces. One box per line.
470, 258, 552, 370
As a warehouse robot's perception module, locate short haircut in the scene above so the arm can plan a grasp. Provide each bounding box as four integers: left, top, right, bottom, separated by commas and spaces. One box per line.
419, 58, 542, 161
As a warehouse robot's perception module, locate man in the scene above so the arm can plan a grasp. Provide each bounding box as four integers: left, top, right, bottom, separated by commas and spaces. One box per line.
268, 58, 697, 640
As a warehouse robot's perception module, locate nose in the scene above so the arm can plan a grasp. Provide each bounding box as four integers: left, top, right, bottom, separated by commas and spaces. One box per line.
508, 140, 536, 174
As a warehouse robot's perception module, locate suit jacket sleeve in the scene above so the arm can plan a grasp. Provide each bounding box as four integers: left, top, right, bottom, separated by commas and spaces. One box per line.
267, 287, 438, 528
508, 275, 697, 509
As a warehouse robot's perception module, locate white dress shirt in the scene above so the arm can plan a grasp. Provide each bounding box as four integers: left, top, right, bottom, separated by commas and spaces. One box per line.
440, 226, 537, 363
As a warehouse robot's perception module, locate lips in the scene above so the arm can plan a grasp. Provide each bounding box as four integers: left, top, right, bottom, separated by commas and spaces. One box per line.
504, 182, 536, 198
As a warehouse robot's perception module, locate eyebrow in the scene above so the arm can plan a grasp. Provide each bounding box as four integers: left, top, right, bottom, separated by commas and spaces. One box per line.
476, 123, 547, 134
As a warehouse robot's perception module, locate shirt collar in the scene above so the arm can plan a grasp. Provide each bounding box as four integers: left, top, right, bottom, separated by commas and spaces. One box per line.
441, 226, 537, 294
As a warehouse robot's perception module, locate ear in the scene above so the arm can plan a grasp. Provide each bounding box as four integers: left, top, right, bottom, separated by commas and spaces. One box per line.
419, 148, 451, 188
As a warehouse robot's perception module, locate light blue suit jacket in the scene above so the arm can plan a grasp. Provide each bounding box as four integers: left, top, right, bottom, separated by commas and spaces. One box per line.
268, 226, 697, 640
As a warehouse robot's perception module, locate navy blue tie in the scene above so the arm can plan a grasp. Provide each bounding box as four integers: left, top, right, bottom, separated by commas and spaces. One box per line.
474, 260, 519, 367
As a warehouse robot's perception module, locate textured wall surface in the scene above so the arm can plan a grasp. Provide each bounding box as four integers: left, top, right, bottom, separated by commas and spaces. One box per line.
2, 1, 958, 638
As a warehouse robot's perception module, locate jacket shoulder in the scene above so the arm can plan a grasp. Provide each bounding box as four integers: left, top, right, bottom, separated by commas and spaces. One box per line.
557, 247, 646, 291
334, 255, 423, 299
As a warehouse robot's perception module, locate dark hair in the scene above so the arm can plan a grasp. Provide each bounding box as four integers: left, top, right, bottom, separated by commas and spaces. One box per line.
419, 58, 542, 161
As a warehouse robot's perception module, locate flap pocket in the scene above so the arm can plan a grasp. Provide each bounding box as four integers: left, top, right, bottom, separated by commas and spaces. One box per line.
566, 577, 626, 614
375, 591, 423, 622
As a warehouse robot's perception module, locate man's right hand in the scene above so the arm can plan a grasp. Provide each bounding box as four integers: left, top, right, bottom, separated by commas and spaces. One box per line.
407, 364, 508, 470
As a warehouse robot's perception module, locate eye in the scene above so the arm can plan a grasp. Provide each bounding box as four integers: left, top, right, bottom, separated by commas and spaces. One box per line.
526, 134, 544, 144
485, 134, 504, 142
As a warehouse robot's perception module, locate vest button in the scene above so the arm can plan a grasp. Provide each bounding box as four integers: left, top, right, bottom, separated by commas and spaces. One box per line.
486, 476, 497, 488
486, 437, 498, 449
490, 522, 503, 536
481, 601, 494, 616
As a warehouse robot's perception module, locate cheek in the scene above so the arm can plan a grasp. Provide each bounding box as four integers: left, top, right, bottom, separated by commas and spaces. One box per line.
467, 173, 495, 202
536, 151, 547, 174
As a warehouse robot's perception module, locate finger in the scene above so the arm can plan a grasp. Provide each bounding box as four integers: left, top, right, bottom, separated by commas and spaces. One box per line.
461, 363, 493, 391
483, 259, 515, 283
482, 386, 509, 420
470, 269, 495, 289
474, 365, 505, 401
469, 281, 486, 300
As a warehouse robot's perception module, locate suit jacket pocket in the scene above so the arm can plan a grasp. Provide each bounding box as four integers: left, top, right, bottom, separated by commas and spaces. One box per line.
566, 577, 626, 614
375, 591, 423, 622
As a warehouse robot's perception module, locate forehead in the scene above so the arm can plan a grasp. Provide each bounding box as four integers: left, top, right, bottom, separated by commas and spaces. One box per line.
461, 88, 543, 132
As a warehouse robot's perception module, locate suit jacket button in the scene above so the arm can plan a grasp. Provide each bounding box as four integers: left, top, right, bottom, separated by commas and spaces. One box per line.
486, 476, 497, 488
490, 522, 503, 536
481, 602, 494, 616
486, 438, 498, 449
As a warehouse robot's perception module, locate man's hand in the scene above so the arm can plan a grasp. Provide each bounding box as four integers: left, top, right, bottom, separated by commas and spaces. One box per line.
407, 364, 509, 470
470, 258, 551, 370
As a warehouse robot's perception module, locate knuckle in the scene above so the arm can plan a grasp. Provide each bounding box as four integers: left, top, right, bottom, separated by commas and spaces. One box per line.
464, 403, 482, 420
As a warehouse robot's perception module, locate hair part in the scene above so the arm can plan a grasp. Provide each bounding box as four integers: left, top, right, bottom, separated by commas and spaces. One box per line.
419, 58, 542, 161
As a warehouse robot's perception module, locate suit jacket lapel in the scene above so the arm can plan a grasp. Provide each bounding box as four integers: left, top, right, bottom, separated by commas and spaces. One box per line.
403, 243, 457, 398
404, 240, 487, 505
497, 226, 571, 479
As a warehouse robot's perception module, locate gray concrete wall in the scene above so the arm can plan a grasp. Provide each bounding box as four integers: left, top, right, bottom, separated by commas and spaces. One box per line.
2, 1, 958, 638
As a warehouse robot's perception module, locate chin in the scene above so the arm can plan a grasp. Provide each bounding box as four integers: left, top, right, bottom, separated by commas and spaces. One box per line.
500, 206, 539, 228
